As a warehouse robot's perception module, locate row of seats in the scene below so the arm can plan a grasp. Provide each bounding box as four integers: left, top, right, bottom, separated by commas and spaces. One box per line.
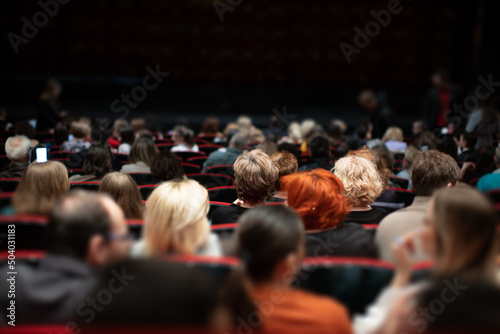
0, 250, 436, 316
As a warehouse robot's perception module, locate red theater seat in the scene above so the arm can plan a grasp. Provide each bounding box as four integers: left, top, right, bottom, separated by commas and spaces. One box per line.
207, 186, 237, 204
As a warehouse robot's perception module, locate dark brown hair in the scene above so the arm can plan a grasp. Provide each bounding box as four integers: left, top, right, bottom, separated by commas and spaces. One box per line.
100, 172, 144, 219
270, 151, 298, 191
200, 117, 220, 134
151, 151, 185, 182
129, 137, 156, 166
83, 144, 113, 178
411, 150, 460, 196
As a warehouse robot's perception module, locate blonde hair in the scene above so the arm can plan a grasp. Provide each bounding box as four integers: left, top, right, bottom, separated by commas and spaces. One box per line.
99, 172, 144, 219
234, 149, 279, 205
382, 126, 404, 142
69, 122, 90, 139
334, 156, 383, 207
13, 161, 69, 215
143, 180, 210, 256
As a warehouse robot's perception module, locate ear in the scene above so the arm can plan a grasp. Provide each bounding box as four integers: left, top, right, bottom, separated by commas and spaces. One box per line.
86, 234, 108, 267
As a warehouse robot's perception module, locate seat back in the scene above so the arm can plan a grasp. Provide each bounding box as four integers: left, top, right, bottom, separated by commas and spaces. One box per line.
69, 182, 101, 192
186, 156, 208, 168
155, 143, 176, 151
0, 178, 21, 192
128, 173, 154, 186
206, 164, 234, 178
207, 186, 237, 203
187, 173, 233, 188
181, 163, 201, 174
390, 188, 415, 206
164, 255, 239, 285
390, 176, 409, 189
0, 215, 48, 250
138, 185, 159, 201
126, 219, 144, 239
210, 223, 237, 239
198, 144, 224, 156
0, 155, 9, 169
67, 169, 85, 178
209, 201, 231, 220
173, 151, 206, 161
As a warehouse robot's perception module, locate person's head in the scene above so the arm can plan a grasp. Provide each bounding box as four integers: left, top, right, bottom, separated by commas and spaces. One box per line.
83, 144, 113, 178
327, 119, 347, 140
53, 124, 69, 146
129, 137, 156, 166
99, 172, 144, 220
277, 143, 301, 162
349, 148, 390, 189
270, 151, 298, 191
282, 168, 350, 230
255, 140, 278, 156
358, 89, 378, 111
144, 180, 209, 256
13, 161, 69, 215
69, 122, 90, 140
421, 186, 498, 278
403, 145, 421, 170
382, 126, 404, 142
5, 135, 30, 163
355, 121, 371, 140
474, 146, 496, 175
112, 119, 129, 138
229, 133, 249, 151
47, 190, 130, 267
201, 117, 220, 134
334, 156, 384, 207
371, 144, 394, 171
223, 122, 239, 137
40, 78, 62, 100
309, 135, 330, 159
236, 115, 252, 133
300, 119, 316, 138
130, 118, 147, 133
416, 131, 437, 151
236, 205, 305, 285
459, 133, 477, 150
172, 125, 195, 147
412, 120, 424, 136
233, 149, 279, 205
287, 122, 302, 143
150, 151, 184, 182
119, 128, 135, 145
410, 150, 460, 196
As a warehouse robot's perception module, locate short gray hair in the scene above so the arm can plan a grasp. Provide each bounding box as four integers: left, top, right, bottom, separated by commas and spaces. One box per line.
5, 136, 31, 161
230, 133, 250, 151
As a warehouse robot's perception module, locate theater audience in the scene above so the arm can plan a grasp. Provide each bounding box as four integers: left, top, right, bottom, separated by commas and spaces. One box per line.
133, 179, 221, 256
269, 150, 298, 203
236, 205, 352, 334
171, 125, 199, 152
334, 156, 388, 224
298, 135, 333, 171
151, 150, 185, 184
69, 144, 113, 182
61, 122, 91, 152
211, 149, 279, 225
99, 172, 144, 219
477, 144, 500, 192
282, 168, 377, 258
395, 145, 421, 190
120, 137, 156, 174
461, 146, 496, 183
202, 133, 249, 173
354, 185, 499, 333
0, 135, 31, 178
376, 150, 461, 262
2, 161, 69, 215
0, 191, 131, 324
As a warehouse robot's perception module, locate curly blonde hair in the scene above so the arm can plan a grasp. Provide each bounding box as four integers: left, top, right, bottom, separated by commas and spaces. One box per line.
333, 156, 383, 207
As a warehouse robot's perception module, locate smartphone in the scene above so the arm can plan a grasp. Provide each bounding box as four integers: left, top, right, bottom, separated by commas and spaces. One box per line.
36, 147, 48, 163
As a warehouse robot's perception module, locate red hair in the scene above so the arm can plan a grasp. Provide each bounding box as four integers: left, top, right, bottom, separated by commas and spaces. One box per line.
282, 168, 351, 230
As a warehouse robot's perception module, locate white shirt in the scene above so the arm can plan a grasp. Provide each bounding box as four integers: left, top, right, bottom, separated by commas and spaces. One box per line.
171, 143, 199, 153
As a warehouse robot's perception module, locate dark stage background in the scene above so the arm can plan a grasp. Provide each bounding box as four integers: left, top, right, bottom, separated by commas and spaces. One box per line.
0, 0, 498, 131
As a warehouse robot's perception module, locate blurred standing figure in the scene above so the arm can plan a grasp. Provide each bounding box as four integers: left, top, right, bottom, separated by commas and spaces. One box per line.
36, 78, 67, 132
358, 89, 393, 139
465, 96, 500, 149
422, 69, 463, 131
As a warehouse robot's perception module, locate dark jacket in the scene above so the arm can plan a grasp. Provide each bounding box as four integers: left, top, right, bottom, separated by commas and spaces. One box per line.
0, 254, 95, 325
0, 162, 28, 179
298, 157, 334, 172
422, 84, 463, 130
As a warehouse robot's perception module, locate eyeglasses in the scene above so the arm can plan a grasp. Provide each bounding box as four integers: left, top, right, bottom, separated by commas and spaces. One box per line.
104, 232, 135, 242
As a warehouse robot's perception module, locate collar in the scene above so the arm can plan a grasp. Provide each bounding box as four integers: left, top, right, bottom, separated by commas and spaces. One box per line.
411, 196, 432, 207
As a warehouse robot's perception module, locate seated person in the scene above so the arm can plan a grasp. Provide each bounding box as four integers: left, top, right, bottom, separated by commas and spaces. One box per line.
61, 122, 91, 153
99, 172, 144, 219
298, 135, 333, 171
3, 161, 69, 215
69, 144, 113, 182
382, 126, 407, 153
132, 179, 221, 257
150, 151, 185, 184
282, 168, 377, 258
477, 144, 500, 193
0, 191, 131, 324
171, 125, 199, 153
353, 186, 499, 333
0, 135, 30, 178
269, 150, 298, 203
395, 145, 421, 190
236, 205, 352, 334
120, 137, 156, 174
457, 132, 478, 163
116, 127, 135, 155
202, 132, 249, 173
376, 150, 461, 262
211, 149, 279, 225
334, 155, 388, 224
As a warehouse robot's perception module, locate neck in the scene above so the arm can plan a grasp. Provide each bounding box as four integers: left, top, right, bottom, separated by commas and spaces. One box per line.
351, 205, 371, 212
240, 200, 264, 209
273, 190, 287, 199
